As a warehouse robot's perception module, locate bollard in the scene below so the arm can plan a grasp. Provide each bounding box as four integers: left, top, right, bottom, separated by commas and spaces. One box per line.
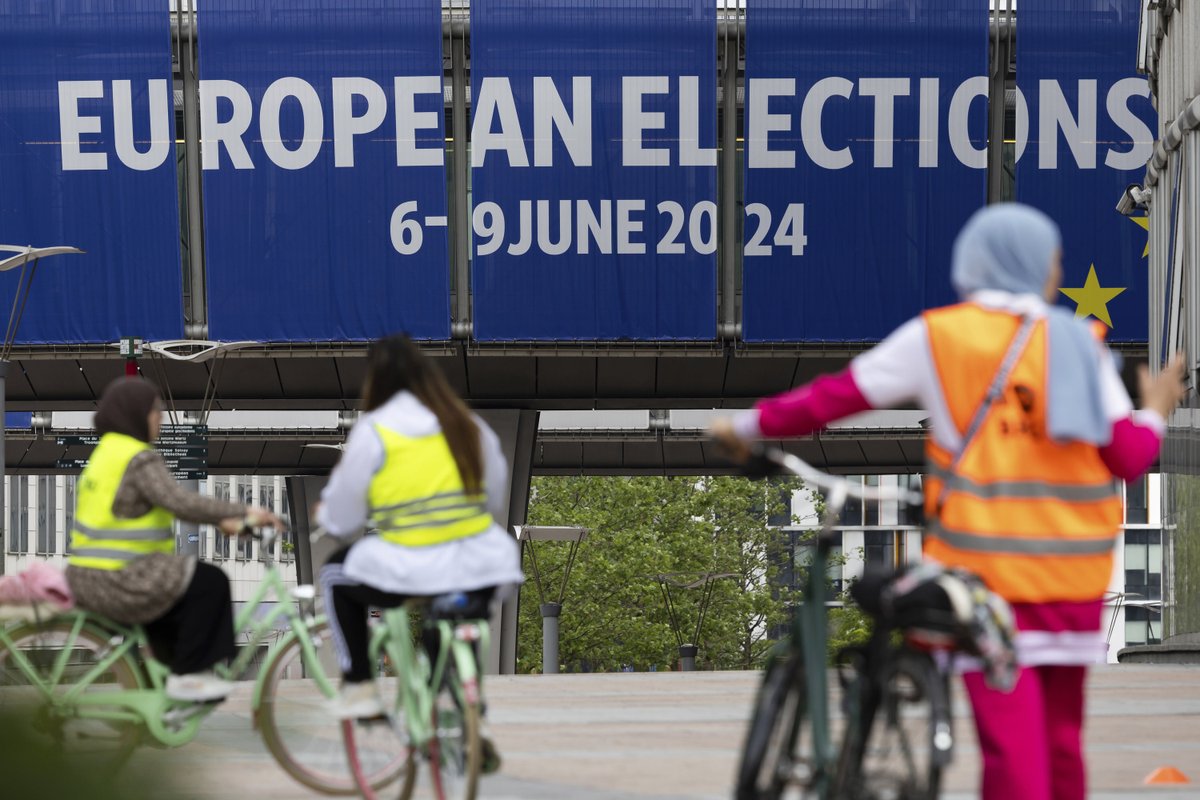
540, 602, 562, 674
679, 644, 699, 671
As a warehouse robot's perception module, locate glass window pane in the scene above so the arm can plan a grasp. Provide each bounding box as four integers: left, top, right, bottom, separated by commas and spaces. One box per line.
839, 476, 863, 525
1125, 619, 1146, 645
1126, 543, 1148, 570
37, 475, 55, 555
1126, 476, 1149, 524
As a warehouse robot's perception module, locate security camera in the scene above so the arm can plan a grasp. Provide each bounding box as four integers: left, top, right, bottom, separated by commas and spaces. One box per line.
1116, 183, 1149, 216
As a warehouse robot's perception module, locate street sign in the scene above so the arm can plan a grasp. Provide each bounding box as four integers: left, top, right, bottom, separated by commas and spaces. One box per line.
55, 423, 208, 480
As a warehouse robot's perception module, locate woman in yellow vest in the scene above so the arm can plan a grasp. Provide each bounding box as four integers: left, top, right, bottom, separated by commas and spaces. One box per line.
317, 335, 522, 720
66, 378, 284, 702
713, 204, 1186, 800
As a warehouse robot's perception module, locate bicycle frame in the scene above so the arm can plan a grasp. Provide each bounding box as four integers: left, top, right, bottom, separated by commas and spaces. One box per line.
1, 533, 334, 750
367, 604, 491, 750
760, 452, 921, 798
787, 488, 843, 797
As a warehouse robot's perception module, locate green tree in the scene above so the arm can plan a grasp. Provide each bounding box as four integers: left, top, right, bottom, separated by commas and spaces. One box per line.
517, 474, 802, 672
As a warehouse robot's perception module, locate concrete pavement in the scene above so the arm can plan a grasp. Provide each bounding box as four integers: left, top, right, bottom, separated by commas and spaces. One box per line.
117, 665, 1200, 799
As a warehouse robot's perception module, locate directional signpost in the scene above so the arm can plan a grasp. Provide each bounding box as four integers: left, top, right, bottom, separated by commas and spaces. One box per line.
56, 424, 209, 479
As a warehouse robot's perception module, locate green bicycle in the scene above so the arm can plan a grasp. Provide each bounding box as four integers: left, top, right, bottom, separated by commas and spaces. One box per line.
343, 591, 493, 800
0, 528, 410, 796
735, 449, 955, 800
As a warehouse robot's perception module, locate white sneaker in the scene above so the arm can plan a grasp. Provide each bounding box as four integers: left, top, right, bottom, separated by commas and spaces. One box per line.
165, 671, 234, 703
328, 681, 385, 720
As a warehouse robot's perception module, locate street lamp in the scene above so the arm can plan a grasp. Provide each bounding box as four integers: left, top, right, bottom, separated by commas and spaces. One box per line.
517, 525, 588, 674
0, 245, 84, 571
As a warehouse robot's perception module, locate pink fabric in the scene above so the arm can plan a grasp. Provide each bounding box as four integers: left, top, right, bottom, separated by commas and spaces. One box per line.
964, 665, 1088, 800
755, 369, 873, 438
1099, 417, 1161, 482
1013, 599, 1103, 635
0, 562, 75, 610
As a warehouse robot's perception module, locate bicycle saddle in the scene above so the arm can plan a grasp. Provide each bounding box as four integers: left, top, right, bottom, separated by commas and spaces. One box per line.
427, 592, 492, 621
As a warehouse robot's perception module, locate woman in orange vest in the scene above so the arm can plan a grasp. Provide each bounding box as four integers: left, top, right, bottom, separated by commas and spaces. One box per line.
714, 203, 1185, 800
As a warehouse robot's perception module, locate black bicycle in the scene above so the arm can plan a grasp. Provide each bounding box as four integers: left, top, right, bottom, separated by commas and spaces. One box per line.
734, 449, 954, 800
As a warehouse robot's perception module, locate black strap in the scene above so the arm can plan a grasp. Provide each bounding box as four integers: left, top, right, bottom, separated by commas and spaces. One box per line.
934, 314, 1037, 517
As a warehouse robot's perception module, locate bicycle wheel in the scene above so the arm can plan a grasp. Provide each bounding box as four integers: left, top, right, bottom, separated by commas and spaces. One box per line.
845, 651, 947, 800
420, 671, 482, 800
344, 640, 417, 800
256, 620, 411, 795
735, 653, 811, 800
0, 617, 143, 771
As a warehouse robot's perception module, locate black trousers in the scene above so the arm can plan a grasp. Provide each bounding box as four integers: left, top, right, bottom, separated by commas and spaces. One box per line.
144, 562, 237, 675
321, 547, 493, 683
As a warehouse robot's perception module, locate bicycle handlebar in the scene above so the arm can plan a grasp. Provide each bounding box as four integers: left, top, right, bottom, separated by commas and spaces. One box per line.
749, 446, 923, 507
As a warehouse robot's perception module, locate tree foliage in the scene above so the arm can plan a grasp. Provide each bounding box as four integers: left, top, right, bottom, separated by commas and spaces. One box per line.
517, 475, 803, 672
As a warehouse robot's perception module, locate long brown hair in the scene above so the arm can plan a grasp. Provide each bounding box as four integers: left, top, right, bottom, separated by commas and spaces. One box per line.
362, 335, 483, 494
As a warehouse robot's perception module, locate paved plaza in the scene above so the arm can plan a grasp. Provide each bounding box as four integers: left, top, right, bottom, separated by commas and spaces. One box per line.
119, 665, 1200, 799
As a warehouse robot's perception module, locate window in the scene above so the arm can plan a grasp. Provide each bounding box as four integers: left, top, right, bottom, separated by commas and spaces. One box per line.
279, 483, 294, 563
7, 474, 30, 556
838, 476, 863, 526
794, 532, 844, 597
37, 476, 56, 555
1125, 476, 1149, 525
1125, 605, 1161, 646
1124, 529, 1162, 602
236, 480, 254, 560
258, 482, 276, 562
898, 474, 924, 526
64, 477, 76, 553
863, 530, 897, 569
7, 477, 29, 554
766, 482, 792, 527
212, 480, 231, 560
864, 476, 880, 526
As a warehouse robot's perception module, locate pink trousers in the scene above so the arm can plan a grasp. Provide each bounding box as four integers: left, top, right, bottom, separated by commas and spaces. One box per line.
963, 665, 1088, 800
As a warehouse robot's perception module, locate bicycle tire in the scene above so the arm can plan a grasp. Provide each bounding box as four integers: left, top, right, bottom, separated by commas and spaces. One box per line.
344, 635, 417, 800
0, 617, 144, 772
419, 676, 482, 800
256, 620, 411, 795
735, 653, 809, 800
840, 651, 947, 800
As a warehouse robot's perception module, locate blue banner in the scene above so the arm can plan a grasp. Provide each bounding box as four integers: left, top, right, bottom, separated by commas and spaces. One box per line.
742, 0, 989, 342
0, 1, 183, 343
1016, 1, 1152, 344
199, 0, 450, 341
470, 0, 717, 341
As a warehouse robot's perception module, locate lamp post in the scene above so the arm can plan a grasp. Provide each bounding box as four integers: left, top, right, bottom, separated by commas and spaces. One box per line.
517, 525, 588, 674
0, 245, 84, 569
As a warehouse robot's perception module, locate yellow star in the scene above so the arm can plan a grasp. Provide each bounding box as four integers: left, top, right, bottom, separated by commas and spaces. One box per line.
1059, 265, 1126, 328
1130, 215, 1150, 258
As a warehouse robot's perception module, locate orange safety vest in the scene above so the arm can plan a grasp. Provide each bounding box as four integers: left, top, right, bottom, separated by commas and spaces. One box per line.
922, 303, 1122, 604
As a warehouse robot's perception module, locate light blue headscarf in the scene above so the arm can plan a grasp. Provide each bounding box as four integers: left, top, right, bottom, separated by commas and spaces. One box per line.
950, 203, 1110, 446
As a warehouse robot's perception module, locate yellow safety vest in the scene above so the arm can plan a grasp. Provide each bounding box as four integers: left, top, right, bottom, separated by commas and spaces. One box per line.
368, 424, 492, 547
68, 433, 176, 571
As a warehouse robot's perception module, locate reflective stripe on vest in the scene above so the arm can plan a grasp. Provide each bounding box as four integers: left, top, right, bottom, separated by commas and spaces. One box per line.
368, 424, 492, 547
67, 433, 176, 571
922, 304, 1123, 604
924, 462, 1119, 503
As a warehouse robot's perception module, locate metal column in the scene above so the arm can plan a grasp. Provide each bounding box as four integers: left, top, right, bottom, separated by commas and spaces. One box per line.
540, 602, 562, 674
718, 10, 741, 338
450, 15, 471, 338
177, 1, 207, 338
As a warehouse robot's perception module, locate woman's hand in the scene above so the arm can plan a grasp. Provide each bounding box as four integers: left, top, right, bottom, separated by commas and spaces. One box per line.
710, 417, 753, 463
218, 506, 285, 536
1139, 352, 1188, 420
